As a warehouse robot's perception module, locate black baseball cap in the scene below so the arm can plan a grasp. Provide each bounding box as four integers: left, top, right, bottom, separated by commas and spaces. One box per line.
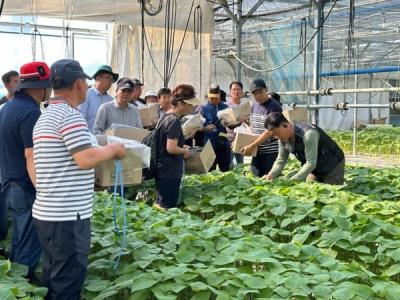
51, 59, 91, 89
132, 78, 143, 86
117, 78, 134, 91
250, 78, 267, 93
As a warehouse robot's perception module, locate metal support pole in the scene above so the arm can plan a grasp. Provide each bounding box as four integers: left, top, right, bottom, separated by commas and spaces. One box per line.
236, 0, 243, 81
278, 87, 400, 96
312, 1, 324, 125
352, 42, 359, 155
289, 103, 400, 110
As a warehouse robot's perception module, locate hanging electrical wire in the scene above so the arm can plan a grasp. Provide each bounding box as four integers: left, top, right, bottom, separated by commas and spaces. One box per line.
111, 0, 121, 70
163, 0, 177, 86
62, 0, 77, 58
141, 0, 145, 84
194, 4, 203, 98
299, 18, 307, 91
0, 0, 5, 17
343, 0, 356, 104
230, 0, 338, 73
29, 0, 45, 61
166, 0, 195, 84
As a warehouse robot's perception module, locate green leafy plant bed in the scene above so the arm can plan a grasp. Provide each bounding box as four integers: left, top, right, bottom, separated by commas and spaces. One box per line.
329, 127, 400, 156
0, 260, 47, 299
3, 164, 400, 299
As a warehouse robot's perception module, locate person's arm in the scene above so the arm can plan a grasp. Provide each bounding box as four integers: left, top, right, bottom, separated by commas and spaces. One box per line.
72, 143, 126, 169
25, 148, 36, 186
93, 105, 107, 135
166, 139, 190, 158
199, 105, 215, 132
165, 118, 190, 158
61, 113, 126, 169
266, 142, 290, 180
291, 129, 319, 181
20, 109, 41, 186
241, 130, 272, 156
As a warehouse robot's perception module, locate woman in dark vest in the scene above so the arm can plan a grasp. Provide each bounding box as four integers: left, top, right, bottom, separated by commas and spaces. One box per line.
263, 112, 345, 185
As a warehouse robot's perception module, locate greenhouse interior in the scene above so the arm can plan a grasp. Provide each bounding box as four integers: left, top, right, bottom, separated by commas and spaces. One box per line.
1, 0, 400, 299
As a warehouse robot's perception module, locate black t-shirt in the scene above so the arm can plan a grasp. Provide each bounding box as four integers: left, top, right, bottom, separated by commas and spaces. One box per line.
157, 113, 185, 178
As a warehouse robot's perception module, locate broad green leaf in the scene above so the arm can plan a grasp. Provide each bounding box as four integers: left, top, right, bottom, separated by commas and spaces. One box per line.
384, 284, 400, 300
175, 249, 196, 263
85, 279, 111, 292
131, 273, 159, 292
382, 264, 400, 277
191, 290, 211, 300
237, 274, 267, 289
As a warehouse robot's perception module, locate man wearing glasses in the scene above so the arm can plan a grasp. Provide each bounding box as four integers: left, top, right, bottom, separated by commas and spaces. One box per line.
78, 65, 119, 133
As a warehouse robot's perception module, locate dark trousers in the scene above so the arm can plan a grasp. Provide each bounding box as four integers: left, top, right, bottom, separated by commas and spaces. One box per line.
156, 177, 182, 209
251, 152, 278, 177
3, 183, 41, 275
34, 217, 91, 300
210, 146, 233, 172
0, 189, 7, 241
232, 153, 244, 165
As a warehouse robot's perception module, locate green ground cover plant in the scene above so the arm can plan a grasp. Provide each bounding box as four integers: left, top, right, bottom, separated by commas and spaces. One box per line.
2, 163, 400, 299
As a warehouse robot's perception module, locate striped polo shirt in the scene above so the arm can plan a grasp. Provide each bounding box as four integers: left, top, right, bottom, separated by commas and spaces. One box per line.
250, 98, 282, 155
32, 100, 94, 221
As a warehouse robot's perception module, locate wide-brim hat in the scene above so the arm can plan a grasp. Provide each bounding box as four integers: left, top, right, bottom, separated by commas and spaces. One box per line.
15, 61, 51, 91
93, 65, 119, 82
182, 97, 201, 106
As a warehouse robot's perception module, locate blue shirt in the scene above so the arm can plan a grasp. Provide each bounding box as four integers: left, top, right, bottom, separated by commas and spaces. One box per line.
78, 86, 113, 133
200, 101, 230, 149
0, 92, 41, 192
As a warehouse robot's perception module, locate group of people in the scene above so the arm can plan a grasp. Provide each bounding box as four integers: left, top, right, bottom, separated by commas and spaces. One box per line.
0, 58, 345, 300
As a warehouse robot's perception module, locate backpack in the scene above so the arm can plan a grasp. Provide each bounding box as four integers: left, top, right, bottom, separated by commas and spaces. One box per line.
142, 114, 169, 180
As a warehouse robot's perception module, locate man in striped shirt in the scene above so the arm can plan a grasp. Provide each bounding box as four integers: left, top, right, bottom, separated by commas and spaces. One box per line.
32, 59, 126, 300
241, 79, 282, 177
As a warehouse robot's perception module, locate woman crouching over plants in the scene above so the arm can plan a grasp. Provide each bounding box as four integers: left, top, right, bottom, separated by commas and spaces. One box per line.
155, 84, 201, 209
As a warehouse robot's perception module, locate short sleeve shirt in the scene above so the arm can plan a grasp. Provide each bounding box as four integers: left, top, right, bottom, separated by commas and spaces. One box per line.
0, 92, 41, 192
156, 113, 185, 178
250, 98, 282, 154
32, 100, 94, 221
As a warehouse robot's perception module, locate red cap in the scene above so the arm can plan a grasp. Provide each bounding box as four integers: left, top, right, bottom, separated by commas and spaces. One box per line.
15, 61, 51, 91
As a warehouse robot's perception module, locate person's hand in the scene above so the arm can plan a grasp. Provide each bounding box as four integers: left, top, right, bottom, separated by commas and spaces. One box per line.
262, 173, 273, 181
110, 143, 127, 160
239, 116, 249, 123
241, 143, 256, 156
203, 124, 216, 132
183, 148, 191, 159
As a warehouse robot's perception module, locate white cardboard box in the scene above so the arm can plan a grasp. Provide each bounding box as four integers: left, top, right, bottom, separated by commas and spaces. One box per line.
185, 141, 216, 174
106, 127, 149, 143
232, 132, 259, 157
139, 104, 159, 127
94, 136, 142, 187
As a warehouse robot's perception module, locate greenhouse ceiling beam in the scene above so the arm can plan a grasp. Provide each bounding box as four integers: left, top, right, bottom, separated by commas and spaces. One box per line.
243, 0, 266, 23
0, 21, 107, 35
279, 87, 400, 97
242, 0, 393, 29
215, 0, 238, 23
